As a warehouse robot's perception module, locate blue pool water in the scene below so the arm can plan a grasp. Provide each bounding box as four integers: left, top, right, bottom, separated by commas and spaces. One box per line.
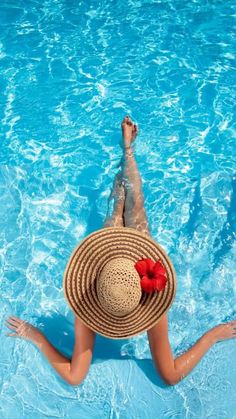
1, 0, 236, 417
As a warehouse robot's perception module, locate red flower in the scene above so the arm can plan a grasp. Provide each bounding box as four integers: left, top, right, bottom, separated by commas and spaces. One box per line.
134, 258, 167, 293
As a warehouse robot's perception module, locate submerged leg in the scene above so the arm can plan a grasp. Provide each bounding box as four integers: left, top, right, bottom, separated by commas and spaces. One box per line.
103, 171, 125, 227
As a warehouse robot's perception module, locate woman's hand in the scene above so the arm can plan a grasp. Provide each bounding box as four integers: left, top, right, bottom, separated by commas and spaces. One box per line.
210, 319, 236, 343
5, 316, 41, 343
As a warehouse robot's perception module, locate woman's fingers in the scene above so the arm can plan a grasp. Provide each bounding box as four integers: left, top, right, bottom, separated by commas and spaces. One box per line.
9, 316, 23, 323
6, 318, 20, 326
5, 319, 22, 330
231, 321, 236, 335
5, 316, 27, 338
228, 320, 236, 331
6, 318, 22, 327
222, 320, 236, 339
5, 322, 17, 331
5, 316, 40, 341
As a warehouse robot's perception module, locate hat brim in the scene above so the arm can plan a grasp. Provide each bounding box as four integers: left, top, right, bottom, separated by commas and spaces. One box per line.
63, 227, 177, 339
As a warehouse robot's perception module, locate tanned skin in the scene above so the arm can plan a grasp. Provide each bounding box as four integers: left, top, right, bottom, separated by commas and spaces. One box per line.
5, 116, 236, 386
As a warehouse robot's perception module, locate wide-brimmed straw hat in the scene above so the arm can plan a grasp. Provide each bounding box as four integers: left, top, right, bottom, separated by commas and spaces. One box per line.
63, 227, 177, 339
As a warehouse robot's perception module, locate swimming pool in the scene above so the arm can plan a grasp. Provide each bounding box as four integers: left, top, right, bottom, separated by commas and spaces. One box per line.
1, 0, 235, 417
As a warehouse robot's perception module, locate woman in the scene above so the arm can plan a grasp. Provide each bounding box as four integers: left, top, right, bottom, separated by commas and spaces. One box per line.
5, 116, 236, 386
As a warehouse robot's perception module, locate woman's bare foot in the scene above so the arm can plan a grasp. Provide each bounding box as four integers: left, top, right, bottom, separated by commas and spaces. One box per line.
121, 115, 138, 149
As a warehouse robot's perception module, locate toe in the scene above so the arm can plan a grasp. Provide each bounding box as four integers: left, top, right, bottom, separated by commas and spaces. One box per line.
121, 116, 129, 126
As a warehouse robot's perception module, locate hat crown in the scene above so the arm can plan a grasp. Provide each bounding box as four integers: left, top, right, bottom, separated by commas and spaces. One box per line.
96, 257, 142, 317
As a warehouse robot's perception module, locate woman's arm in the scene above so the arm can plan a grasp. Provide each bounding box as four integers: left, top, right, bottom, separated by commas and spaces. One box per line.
5, 315, 96, 386
147, 313, 236, 385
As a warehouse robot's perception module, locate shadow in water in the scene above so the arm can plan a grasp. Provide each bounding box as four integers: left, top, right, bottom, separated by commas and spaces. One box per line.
79, 184, 104, 235
184, 177, 202, 241
213, 174, 236, 269
35, 312, 75, 358
35, 312, 167, 388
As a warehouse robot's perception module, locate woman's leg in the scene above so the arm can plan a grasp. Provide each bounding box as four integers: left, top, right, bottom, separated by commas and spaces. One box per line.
103, 171, 125, 227
103, 115, 150, 234
121, 116, 151, 236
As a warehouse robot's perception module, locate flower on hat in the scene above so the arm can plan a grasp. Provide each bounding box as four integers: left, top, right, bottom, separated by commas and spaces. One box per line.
134, 258, 167, 293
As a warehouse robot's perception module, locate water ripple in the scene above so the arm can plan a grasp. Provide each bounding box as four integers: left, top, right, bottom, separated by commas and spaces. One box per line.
1, 0, 235, 418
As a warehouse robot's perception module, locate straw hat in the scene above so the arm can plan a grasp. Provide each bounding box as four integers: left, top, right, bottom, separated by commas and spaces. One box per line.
63, 227, 177, 339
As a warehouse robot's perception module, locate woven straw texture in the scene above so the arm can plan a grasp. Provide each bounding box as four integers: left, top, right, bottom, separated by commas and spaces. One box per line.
97, 258, 142, 316
63, 227, 177, 339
